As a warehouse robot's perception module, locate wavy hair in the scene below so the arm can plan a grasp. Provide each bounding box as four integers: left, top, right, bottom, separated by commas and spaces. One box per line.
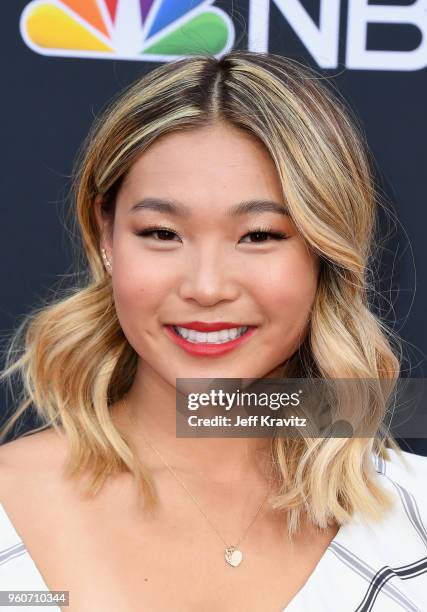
0, 50, 407, 538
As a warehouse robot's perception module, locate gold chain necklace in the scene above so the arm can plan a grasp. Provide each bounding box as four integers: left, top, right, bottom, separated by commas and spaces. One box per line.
122, 398, 272, 567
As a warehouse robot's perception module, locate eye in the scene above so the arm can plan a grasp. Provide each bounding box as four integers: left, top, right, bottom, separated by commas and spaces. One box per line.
239, 227, 289, 244
135, 226, 180, 241
134, 225, 289, 244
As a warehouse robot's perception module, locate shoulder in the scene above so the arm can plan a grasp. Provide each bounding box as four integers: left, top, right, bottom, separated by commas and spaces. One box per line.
0, 430, 69, 591
295, 449, 427, 610
0, 427, 67, 466
0, 428, 69, 495
371, 446, 427, 547
375, 446, 427, 493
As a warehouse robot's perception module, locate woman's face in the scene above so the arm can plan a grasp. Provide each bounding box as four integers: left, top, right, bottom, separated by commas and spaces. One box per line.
97, 122, 320, 384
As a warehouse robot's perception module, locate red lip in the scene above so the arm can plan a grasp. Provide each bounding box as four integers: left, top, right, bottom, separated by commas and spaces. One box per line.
172, 321, 249, 332
164, 324, 257, 356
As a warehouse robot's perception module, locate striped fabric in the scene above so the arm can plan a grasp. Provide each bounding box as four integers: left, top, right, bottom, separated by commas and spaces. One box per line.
285, 448, 427, 611
0, 448, 426, 611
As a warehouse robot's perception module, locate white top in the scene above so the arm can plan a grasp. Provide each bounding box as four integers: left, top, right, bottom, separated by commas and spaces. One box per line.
0, 448, 426, 611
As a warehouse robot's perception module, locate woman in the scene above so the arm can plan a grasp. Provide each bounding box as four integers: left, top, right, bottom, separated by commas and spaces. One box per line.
0, 50, 426, 611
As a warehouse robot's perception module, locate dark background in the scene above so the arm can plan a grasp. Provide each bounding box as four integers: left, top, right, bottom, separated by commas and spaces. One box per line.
1, 1, 426, 455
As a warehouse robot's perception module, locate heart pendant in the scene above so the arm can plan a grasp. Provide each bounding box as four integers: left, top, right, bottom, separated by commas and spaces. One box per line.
225, 547, 243, 567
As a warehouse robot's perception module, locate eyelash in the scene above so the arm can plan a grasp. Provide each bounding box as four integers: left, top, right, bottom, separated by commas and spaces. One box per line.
134, 225, 289, 244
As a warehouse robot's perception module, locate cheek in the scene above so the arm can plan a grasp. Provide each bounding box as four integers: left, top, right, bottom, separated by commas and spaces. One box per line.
111, 252, 172, 335
254, 246, 319, 313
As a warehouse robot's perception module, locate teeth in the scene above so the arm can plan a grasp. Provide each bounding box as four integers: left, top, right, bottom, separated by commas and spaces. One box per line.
174, 326, 248, 344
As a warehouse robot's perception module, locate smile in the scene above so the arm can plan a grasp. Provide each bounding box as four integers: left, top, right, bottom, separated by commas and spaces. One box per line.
174, 325, 248, 344
164, 324, 257, 356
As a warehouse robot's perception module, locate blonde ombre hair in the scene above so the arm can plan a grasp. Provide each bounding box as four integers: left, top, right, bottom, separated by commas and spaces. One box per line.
0, 50, 407, 538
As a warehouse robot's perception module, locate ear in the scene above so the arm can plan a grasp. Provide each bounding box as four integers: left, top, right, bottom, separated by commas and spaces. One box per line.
94, 195, 113, 265
94, 194, 112, 248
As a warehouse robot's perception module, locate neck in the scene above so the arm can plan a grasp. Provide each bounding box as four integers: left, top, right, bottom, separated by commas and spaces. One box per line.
111, 365, 275, 486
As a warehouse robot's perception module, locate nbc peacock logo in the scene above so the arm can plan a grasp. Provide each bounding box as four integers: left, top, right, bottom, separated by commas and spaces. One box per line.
20, 0, 235, 62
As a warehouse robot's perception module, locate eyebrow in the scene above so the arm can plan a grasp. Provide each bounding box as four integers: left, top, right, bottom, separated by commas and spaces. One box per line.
129, 197, 289, 217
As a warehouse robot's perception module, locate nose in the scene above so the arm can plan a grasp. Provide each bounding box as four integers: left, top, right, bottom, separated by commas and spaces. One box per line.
178, 243, 240, 306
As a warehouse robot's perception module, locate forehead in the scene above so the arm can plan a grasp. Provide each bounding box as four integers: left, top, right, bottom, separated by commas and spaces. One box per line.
119, 122, 285, 211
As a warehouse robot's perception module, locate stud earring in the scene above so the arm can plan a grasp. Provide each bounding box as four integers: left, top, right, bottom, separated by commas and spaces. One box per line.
101, 247, 112, 271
